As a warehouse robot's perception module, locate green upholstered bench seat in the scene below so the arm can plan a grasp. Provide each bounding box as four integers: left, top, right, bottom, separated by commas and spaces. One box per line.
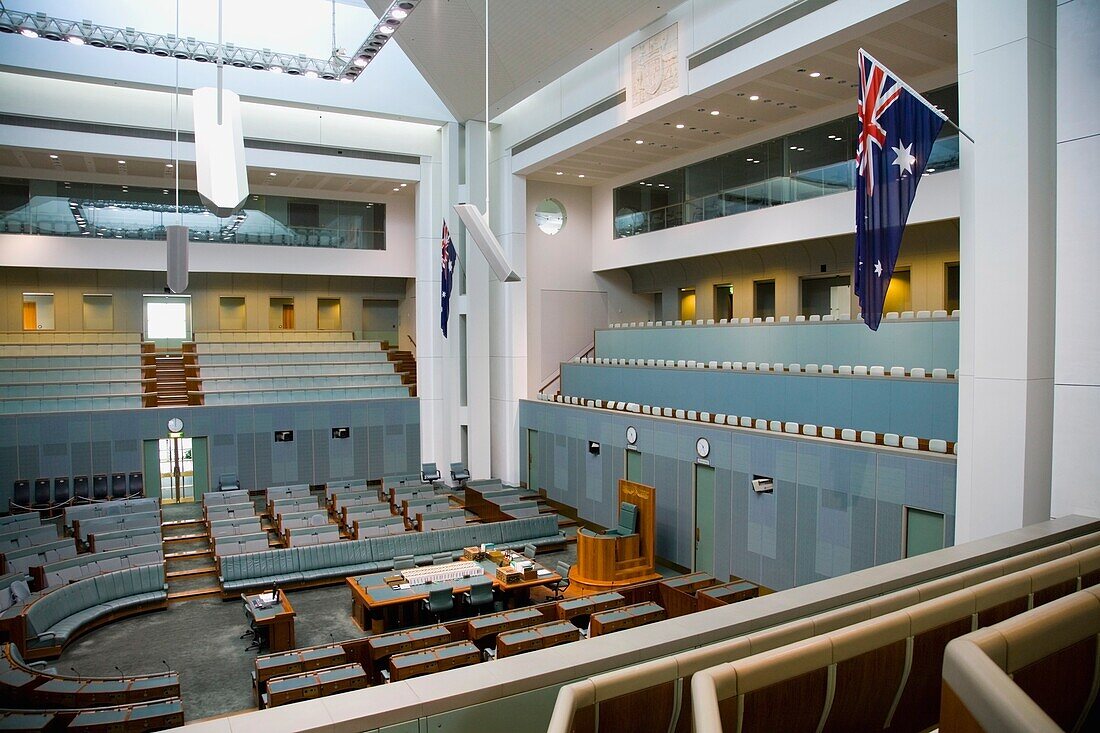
218, 515, 565, 593
23, 564, 166, 652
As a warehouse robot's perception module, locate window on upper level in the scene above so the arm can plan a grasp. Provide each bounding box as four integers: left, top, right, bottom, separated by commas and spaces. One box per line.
613, 85, 959, 239
945, 262, 960, 312
754, 281, 775, 319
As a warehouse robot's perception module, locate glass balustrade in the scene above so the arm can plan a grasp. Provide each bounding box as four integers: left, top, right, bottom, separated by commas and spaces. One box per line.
0, 178, 386, 250
613, 84, 959, 239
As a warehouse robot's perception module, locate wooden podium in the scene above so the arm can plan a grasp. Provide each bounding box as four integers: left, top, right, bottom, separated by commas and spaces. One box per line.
572, 480, 662, 592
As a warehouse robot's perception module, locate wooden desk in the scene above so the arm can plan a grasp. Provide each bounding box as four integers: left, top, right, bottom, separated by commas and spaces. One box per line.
589, 602, 666, 637
366, 625, 451, 682
66, 699, 184, 731
347, 558, 561, 633
466, 607, 545, 643
264, 662, 368, 708
253, 645, 346, 705
696, 580, 760, 610
388, 640, 481, 682
659, 572, 719, 617
243, 592, 296, 652
496, 620, 581, 658
555, 592, 627, 622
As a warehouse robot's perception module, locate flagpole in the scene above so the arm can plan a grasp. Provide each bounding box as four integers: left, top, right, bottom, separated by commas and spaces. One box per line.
859, 48, 975, 143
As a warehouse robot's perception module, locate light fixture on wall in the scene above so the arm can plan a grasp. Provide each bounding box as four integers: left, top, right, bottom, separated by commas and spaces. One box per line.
588, 441, 601, 456
331, 427, 350, 439
275, 430, 294, 443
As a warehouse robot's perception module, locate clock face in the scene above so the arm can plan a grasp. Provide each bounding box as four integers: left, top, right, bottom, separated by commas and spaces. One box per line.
167, 418, 184, 434
696, 437, 710, 458
626, 426, 638, 445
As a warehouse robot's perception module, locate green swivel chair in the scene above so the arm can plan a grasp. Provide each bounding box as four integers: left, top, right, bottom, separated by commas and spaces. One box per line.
605, 502, 639, 536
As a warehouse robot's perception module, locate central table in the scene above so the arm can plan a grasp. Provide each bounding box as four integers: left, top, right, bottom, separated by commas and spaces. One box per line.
243, 592, 296, 652
347, 557, 561, 633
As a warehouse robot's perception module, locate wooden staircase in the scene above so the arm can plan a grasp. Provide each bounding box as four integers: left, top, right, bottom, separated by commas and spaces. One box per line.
384, 343, 417, 397
141, 342, 202, 407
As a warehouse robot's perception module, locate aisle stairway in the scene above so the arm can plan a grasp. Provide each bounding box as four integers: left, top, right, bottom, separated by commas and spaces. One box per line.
161, 506, 220, 601
385, 344, 417, 397
153, 355, 190, 406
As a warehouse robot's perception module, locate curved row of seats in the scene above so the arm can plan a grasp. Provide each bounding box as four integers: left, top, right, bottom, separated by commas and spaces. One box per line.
65, 498, 158, 535
2, 539, 76, 577
201, 362, 398, 378
0, 331, 140, 345
194, 330, 355, 343
576, 356, 958, 380
548, 526, 1100, 733
199, 374, 404, 391
542, 392, 958, 454
197, 351, 390, 365
688, 540, 1100, 732
0, 344, 141, 356
219, 514, 564, 594
36, 543, 163, 590
0, 337, 144, 414
1, 564, 167, 659
201, 384, 410, 405
608, 309, 960, 328
197, 341, 383, 354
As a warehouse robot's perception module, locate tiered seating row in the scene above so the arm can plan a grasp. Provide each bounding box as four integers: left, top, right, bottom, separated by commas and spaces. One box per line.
198, 341, 382, 354
194, 330, 355, 343
608, 309, 960, 328
541, 393, 958, 454
0, 339, 144, 415
577, 355, 957, 380
0, 331, 141, 344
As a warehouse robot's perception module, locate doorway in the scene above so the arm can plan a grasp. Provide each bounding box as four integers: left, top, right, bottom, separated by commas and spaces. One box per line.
145, 436, 209, 504
143, 294, 192, 345
362, 298, 399, 343
904, 507, 946, 558
22, 293, 54, 331
714, 284, 734, 321
801, 275, 850, 318
679, 288, 696, 321
269, 297, 295, 330
625, 448, 642, 483
694, 464, 716, 574
318, 298, 342, 330
527, 429, 539, 491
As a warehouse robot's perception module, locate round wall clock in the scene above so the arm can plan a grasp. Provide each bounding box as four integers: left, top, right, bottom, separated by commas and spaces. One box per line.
626, 426, 638, 445
696, 437, 710, 459
167, 417, 184, 434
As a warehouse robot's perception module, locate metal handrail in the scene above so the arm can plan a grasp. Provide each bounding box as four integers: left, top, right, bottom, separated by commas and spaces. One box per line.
539, 341, 594, 396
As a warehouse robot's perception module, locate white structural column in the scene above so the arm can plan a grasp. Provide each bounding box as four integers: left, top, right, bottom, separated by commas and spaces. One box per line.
1050, 0, 1100, 518
461, 121, 492, 480
955, 0, 1056, 542
415, 123, 462, 474
488, 146, 528, 484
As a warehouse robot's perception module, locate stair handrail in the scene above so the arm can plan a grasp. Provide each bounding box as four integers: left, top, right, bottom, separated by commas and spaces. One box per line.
539, 341, 595, 396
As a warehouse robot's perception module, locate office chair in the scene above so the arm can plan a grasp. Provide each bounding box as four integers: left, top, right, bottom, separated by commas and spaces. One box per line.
421, 462, 441, 485
73, 476, 90, 503
32, 478, 52, 513
422, 586, 454, 623
9, 480, 31, 513
431, 552, 452, 565
91, 474, 109, 501
127, 472, 144, 499
450, 462, 470, 485
110, 473, 127, 500
523, 544, 537, 560
462, 577, 495, 616
393, 555, 415, 570
552, 562, 571, 600
52, 478, 71, 511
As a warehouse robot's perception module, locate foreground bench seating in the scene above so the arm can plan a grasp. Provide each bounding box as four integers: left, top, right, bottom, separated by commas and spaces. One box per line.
209, 516, 262, 538
1, 539, 77, 576
219, 514, 565, 595
214, 532, 272, 557
87, 525, 161, 552
205, 503, 257, 524
73, 512, 158, 545
64, 498, 159, 534
35, 544, 164, 589
0, 524, 57, 552
351, 516, 406, 539
1, 564, 167, 658
285, 524, 342, 547
416, 510, 467, 531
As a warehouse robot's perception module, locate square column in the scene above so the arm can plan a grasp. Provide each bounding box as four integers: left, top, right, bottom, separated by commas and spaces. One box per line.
955, 0, 1056, 542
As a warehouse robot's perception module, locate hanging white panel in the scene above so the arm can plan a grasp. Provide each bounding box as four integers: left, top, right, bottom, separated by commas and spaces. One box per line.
166, 225, 189, 294
192, 86, 248, 217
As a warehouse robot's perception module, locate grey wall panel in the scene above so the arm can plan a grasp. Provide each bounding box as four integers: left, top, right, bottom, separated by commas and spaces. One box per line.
0, 398, 419, 500
520, 400, 957, 591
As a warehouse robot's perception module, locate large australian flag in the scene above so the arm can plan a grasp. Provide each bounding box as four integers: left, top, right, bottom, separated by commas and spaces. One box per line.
440, 221, 457, 338
855, 48, 945, 331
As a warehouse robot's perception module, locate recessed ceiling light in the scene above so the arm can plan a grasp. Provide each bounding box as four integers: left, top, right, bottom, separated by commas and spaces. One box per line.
927, 168, 936, 173
379, 25, 395, 35
710, 110, 720, 116
393, 187, 400, 191
166, 163, 173, 168
49, 154, 59, 159
304, 70, 318, 79
790, 146, 798, 150
391, 8, 409, 19
675, 123, 684, 129
577, 174, 585, 178
746, 157, 753, 162
797, 147, 805, 151
67, 35, 84, 45
269, 172, 277, 176
20, 28, 38, 39
635, 140, 644, 144
809, 71, 821, 78
555, 171, 563, 175
354, 56, 369, 68
748, 95, 759, 101
834, 137, 842, 141
400, 183, 407, 187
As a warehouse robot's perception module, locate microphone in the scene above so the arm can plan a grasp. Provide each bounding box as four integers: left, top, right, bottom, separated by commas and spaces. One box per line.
161, 660, 171, 674
328, 633, 336, 646
70, 667, 79, 677
114, 666, 125, 677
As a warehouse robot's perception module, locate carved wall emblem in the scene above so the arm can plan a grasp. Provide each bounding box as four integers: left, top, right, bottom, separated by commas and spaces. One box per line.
631, 24, 679, 107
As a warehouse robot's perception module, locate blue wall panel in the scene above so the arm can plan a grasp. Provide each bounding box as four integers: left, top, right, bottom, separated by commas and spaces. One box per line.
596, 319, 959, 371
0, 397, 420, 503
520, 399, 957, 591
562, 364, 958, 441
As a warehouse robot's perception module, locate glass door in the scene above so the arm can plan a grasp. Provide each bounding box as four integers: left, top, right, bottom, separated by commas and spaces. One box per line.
158, 437, 195, 503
